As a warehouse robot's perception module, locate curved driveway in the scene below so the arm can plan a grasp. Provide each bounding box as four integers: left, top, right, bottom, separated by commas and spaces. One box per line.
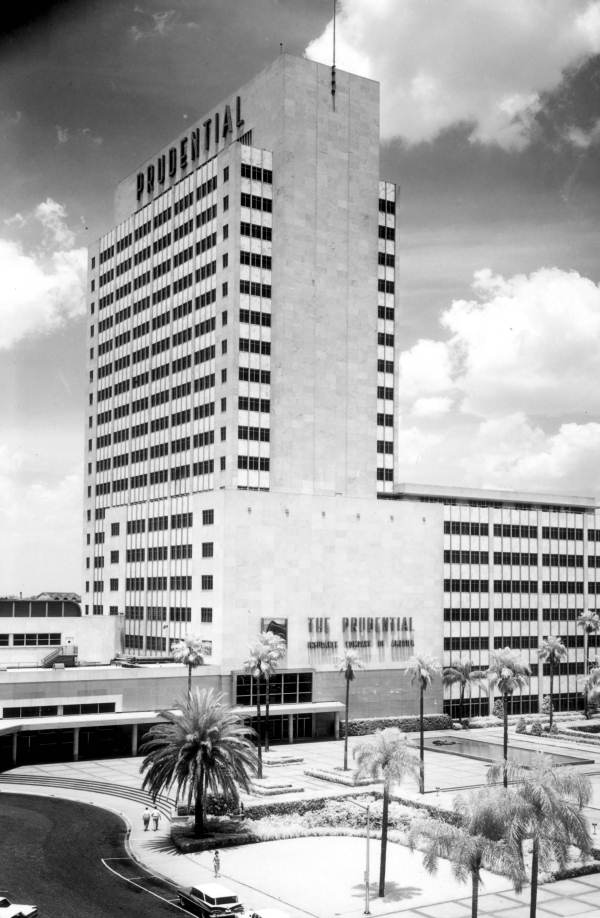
0, 793, 182, 918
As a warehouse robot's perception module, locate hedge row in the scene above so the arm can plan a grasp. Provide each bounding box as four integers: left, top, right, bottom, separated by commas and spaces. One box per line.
342, 714, 452, 736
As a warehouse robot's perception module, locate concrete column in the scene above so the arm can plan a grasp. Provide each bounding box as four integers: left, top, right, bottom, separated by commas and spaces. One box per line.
334, 712, 340, 740
288, 713, 294, 744
73, 727, 80, 762
11, 732, 17, 766
131, 723, 138, 756
311, 713, 316, 739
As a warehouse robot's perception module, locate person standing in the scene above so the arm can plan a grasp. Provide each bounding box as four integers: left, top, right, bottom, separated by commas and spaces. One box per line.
151, 807, 160, 831
213, 850, 220, 878
142, 807, 151, 831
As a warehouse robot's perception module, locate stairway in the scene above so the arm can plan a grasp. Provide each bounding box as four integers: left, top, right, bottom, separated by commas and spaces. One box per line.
41, 645, 78, 668
0, 773, 174, 817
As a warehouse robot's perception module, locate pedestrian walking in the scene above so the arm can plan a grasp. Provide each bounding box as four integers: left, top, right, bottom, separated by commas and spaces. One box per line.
142, 807, 151, 831
151, 807, 160, 831
213, 850, 220, 878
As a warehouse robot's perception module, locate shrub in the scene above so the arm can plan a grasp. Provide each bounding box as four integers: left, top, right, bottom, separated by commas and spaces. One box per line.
515, 717, 526, 734
541, 695, 554, 715
460, 718, 470, 729
492, 699, 504, 719
342, 714, 451, 737
530, 721, 542, 737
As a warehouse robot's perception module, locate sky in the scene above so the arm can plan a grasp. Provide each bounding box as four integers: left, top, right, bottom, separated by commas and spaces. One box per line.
1, 0, 600, 594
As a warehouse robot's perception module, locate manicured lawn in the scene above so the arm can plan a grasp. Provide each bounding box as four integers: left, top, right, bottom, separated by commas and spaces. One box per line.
218, 835, 513, 916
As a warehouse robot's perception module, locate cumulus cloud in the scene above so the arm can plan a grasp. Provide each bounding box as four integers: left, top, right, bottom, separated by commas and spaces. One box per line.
396, 266, 600, 496
306, 0, 600, 149
0, 199, 86, 350
56, 125, 103, 147
0, 442, 82, 593
131, 8, 176, 41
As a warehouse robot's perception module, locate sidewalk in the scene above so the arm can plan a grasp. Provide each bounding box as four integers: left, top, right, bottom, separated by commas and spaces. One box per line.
3, 731, 600, 917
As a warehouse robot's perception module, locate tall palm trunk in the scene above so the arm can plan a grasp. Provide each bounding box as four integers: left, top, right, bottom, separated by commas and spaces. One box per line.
343, 675, 350, 770
460, 684, 465, 721
548, 666, 554, 729
264, 675, 270, 753
255, 678, 263, 779
529, 836, 539, 918
419, 683, 425, 794
194, 762, 205, 836
188, 663, 192, 699
471, 867, 479, 918
503, 694, 508, 789
378, 784, 389, 897
584, 631, 590, 718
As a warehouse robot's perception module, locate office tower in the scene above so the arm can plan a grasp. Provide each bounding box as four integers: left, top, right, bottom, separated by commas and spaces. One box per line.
84, 55, 398, 659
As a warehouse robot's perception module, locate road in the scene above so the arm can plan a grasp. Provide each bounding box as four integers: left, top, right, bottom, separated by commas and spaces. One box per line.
0, 793, 184, 917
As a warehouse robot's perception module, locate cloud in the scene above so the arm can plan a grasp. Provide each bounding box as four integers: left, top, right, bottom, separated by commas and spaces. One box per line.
396, 266, 600, 496
56, 125, 103, 146
35, 198, 75, 249
0, 442, 82, 594
306, 0, 600, 149
0, 199, 86, 350
130, 8, 176, 41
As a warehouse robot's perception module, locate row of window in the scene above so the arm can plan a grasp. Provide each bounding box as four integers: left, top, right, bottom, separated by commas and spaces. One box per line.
0, 633, 61, 647
126, 511, 207, 533
444, 579, 591, 594
3, 701, 116, 718
241, 162, 272, 183
125, 575, 205, 591
237, 456, 270, 471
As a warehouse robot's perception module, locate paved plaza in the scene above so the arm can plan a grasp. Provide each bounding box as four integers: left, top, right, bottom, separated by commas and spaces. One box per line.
4, 727, 600, 916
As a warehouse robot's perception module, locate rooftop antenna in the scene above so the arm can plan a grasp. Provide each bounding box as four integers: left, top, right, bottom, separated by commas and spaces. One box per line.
331, 0, 336, 109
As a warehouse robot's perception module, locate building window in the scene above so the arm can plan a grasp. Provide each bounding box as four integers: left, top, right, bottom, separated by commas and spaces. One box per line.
222, 282, 228, 296
202, 542, 214, 558
110, 551, 119, 563
201, 575, 213, 590
223, 224, 229, 240
111, 522, 120, 536
109, 606, 119, 615
110, 579, 119, 591
223, 166, 229, 182
221, 397, 227, 411
201, 607, 213, 623
202, 509, 214, 525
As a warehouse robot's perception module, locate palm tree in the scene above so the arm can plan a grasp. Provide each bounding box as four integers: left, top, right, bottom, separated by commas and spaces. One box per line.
577, 611, 600, 717
407, 654, 440, 794
338, 649, 363, 770
243, 630, 286, 775
486, 647, 530, 788
354, 728, 419, 897
409, 790, 525, 918
582, 665, 600, 717
442, 658, 486, 722
537, 636, 567, 729
139, 688, 258, 836
488, 755, 592, 918
172, 634, 204, 698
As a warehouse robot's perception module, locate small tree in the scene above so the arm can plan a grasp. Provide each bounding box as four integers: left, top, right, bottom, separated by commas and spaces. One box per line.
486, 647, 530, 788
171, 634, 204, 698
537, 636, 566, 729
140, 689, 258, 836
409, 790, 525, 918
337, 649, 363, 770
354, 729, 419, 897
243, 630, 286, 776
582, 665, 600, 718
442, 658, 486, 721
489, 755, 592, 918
577, 611, 600, 717
407, 654, 441, 794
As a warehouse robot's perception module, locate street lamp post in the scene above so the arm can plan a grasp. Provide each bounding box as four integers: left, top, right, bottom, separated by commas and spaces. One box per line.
346, 796, 371, 915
